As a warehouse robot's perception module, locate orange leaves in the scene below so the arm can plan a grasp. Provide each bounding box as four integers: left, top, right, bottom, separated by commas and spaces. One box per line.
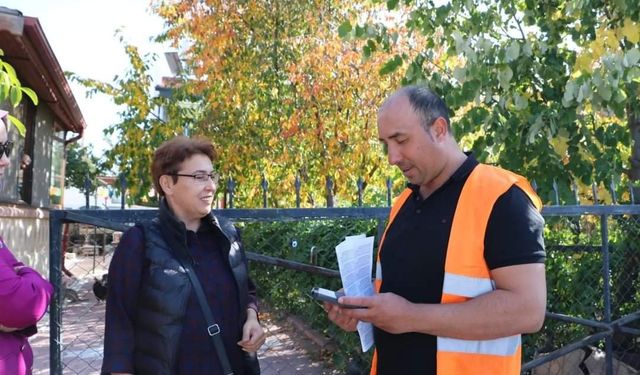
281, 110, 300, 139
146, 0, 408, 207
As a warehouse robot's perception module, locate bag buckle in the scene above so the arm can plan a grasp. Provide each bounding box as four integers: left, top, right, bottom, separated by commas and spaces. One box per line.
207, 324, 221, 336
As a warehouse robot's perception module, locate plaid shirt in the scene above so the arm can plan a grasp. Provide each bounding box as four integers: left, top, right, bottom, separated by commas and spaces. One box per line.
101, 219, 258, 374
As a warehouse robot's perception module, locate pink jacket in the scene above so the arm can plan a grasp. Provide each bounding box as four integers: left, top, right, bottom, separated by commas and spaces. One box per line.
0, 236, 53, 375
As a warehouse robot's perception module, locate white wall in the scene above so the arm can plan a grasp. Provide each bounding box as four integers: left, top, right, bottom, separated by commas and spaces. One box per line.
0, 205, 50, 277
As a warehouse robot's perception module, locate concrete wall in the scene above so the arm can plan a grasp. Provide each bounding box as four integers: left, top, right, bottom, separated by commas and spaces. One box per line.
32, 106, 54, 208
0, 204, 50, 277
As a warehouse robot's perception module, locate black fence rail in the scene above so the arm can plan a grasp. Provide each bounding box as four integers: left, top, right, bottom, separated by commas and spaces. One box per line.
49, 202, 640, 374
219, 175, 397, 208
99, 170, 640, 209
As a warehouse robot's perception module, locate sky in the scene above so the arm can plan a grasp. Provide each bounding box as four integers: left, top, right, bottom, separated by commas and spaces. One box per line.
4, 0, 172, 156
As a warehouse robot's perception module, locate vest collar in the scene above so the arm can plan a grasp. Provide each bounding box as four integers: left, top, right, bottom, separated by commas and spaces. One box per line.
158, 197, 188, 233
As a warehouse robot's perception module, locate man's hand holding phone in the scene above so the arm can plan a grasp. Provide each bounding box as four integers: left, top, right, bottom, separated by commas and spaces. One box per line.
311, 287, 367, 309
312, 287, 362, 332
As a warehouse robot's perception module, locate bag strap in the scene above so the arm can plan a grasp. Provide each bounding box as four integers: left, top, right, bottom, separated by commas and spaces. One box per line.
178, 258, 234, 375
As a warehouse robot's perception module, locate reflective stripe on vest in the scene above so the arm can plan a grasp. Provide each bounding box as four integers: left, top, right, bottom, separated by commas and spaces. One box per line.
370, 163, 541, 375
442, 272, 495, 298
437, 335, 521, 356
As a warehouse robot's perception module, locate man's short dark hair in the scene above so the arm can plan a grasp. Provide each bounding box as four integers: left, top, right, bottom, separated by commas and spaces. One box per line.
400, 85, 452, 134
151, 136, 217, 196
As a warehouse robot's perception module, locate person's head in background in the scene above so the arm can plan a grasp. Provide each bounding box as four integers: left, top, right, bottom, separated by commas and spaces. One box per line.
20, 154, 31, 170
0, 111, 12, 179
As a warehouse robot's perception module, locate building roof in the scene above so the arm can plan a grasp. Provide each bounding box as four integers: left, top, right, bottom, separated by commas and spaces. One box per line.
0, 7, 85, 136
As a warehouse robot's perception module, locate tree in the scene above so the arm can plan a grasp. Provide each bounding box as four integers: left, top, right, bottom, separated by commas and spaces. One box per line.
72, 2, 428, 207
348, 0, 640, 203
152, 0, 410, 207
65, 142, 104, 193
68, 34, 197, 204
0, 49, 38, 136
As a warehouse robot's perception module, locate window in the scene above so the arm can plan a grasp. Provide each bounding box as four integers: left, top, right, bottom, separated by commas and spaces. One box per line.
0, 103, 26, 203
49, 136, 64, 207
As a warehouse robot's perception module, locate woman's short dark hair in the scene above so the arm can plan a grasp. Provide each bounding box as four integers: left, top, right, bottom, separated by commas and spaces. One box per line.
400, 85, 452, 134
151, 136, 217, 196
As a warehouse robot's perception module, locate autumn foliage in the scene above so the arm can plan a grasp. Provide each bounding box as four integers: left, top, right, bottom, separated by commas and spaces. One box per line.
151, 0, 414, 207
74, 0, 640, 207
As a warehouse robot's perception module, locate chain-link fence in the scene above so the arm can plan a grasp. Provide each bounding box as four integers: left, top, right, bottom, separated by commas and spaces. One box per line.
47, 209, 366, 375
524, 211, 640, 375
48, 205, 640, 374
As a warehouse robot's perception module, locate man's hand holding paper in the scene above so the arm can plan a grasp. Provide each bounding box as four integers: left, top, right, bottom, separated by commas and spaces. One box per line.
332, 234, 376, 351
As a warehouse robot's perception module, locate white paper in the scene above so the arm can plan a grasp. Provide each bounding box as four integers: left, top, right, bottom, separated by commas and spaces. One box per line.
335, 234, 375, 352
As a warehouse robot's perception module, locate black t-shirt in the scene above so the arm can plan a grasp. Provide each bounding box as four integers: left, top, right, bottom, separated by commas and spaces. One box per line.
374, 156, 546, 375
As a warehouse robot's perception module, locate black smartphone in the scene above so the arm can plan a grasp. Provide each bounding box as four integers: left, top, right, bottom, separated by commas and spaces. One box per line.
310, 287, 366, 309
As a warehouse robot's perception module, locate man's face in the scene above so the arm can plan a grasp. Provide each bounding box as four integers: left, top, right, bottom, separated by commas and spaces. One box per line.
164, 153, 216, 224
377, 95, 446, 188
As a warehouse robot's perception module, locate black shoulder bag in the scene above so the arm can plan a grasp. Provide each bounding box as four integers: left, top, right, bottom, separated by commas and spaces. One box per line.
176, 257, 235, 375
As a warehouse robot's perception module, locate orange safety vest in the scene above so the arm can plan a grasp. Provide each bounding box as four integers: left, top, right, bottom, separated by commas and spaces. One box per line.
371, 163, 542, 375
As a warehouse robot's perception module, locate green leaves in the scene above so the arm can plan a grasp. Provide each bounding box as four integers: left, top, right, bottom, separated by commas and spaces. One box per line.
0, 61, 18, 86
362, 0, 640, 201
497, 66, 513, 90
0, 54, 39, 108
514, 93, 529, 110
505, 41, 520, 63
379, 54, 403, 75
70, 35, 179, 203
0, 49, 39, 138
7, 114, 26, 137
338, 21, 352, 38
527, 115, 545, 145
21, 87, 38, 105
65, 142, 105, 192
624, 48, 640, 67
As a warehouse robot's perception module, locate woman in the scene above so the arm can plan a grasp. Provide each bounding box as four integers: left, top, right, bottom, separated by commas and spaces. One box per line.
102, 136, 265, 375
0, 111, 54, 374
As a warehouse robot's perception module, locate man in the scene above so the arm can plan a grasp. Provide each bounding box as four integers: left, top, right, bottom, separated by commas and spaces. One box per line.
102, 136, 265, 375
325, 86, 546, 374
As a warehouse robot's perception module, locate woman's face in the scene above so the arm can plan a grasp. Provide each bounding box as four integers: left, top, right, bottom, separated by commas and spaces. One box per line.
0, 122, 10, 178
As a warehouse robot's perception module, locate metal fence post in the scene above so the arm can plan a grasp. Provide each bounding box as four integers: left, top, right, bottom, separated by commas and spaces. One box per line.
386, 178, 392, 206
227, 177, 235, 209
84, 174, 92, 209
295, 175, 301, 208
261, 174, 269, 208
357, 177, 364, 207
120, 173, 127, 209
49, 211, 64, 375
609, 177, 617, 204
601, 214, 613, 375
326, 176, 334, 208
